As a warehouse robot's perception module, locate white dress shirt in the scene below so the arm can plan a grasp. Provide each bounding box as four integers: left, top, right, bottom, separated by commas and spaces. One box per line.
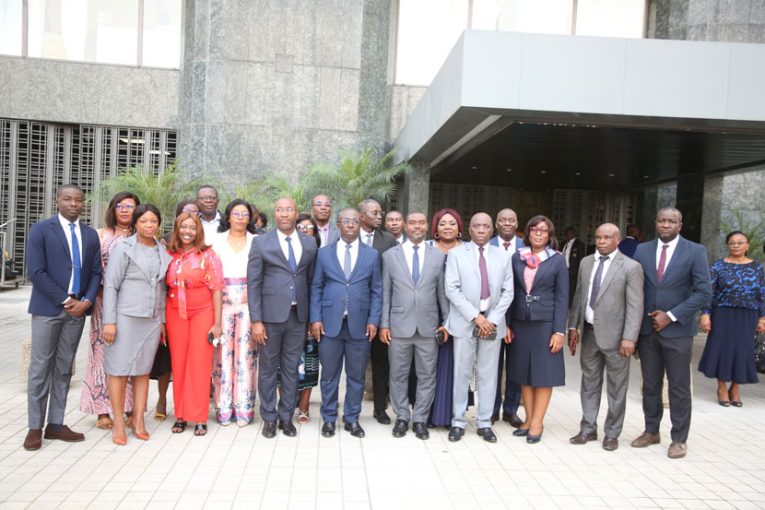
498, 236, 519, 256
360, 228, 375, 247
336, 238, 360, 274
472, 241, 491, 312
656, 235, 681, 322
401, 239, 426, 277
317, 223, 330, 246
584, 249, 617, 324
276, 228, 303, 267
563, 238, 576, 268
201, 211, 221, 244
58, 213, 82, 296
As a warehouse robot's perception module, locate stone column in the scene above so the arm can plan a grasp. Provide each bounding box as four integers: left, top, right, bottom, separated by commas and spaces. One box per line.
401, 160, 430, 217
701, 174, 724, 260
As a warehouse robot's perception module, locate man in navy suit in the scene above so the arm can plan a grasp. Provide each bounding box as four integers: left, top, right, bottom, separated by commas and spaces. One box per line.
489, 208, 525, 428
310, 208, 382, 438
618, 224, 641, 258
631, 208, 711, 459
24, 184, 102, 451
248, 197, 317, 438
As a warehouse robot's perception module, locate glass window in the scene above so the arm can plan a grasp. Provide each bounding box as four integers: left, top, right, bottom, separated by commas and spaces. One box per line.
28, 0, 139, 65
575, 0, 645, 38
142, 0, 182, 68
496, 0, 573, 35
0, 0, 23, 56
395, 0, 470, 86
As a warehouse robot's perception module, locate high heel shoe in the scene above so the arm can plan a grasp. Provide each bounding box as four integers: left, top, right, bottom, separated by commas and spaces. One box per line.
132, 428, 150, 441
728, 389, 742, 407
718, 388, 730, 407
526, 427, 544, 444
112, 433, 127, 446
512, 427, 529, 437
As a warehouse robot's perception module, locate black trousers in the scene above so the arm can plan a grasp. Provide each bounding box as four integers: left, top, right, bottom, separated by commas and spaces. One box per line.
371, 338, 389, 413
637, 332, 693, 442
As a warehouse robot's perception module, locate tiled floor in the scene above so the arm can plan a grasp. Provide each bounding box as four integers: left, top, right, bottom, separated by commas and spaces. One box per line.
1, 285, 764, 509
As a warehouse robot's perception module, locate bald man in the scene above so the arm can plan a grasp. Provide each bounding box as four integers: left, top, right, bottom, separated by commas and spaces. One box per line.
567, 224, 644, 451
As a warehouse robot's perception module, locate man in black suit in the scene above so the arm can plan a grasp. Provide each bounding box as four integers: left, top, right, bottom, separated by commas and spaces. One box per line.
358, 199, 396, 423
562, 226, 585, 305
630, 208, 711, 459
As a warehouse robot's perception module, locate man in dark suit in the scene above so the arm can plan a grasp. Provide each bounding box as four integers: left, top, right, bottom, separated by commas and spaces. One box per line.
618, 224, 642, 258
248, 197, 318, 438
311, 194, 339, 246
631, 208, 711, 459
358, 198, 396, 424
488, 208, 525, 428
380, 212, 448, 440
24, 184, 102, 451
567, 224, 644, 451
384, 210, 406, 245
562, 226, 585, 304
310, 208, 383, 438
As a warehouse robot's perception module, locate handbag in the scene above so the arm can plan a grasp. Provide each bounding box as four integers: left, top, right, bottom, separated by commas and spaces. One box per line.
755, 332, 765, 374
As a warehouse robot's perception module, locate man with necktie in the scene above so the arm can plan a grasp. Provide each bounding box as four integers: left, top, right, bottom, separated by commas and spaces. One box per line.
631, 208, 711, 458
567, 223, 644, 451
384, 210, 406, 245
445, 212, 514, 443
357, 199, 396, 424
24, 184, 102, 451
380, 212, 448, 440
489, 208, 525, 428
311, 194, 339, 246
310, 208, 382, 438
248, 197, 318, 438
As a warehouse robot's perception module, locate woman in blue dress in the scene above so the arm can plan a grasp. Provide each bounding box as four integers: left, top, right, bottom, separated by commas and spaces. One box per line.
698, 231, 765, 406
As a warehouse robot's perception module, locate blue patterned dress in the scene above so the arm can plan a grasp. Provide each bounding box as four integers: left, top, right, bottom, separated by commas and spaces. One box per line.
697, 260, 765, 383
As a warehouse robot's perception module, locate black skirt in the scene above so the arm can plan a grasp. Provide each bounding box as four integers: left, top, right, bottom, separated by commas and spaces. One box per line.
508, 320, 565, 387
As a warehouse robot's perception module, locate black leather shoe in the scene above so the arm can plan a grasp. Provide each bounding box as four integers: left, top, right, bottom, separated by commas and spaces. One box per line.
512, 427, 529, 437
502, 413, 524, 428
344, 421, 366, 438
279, 420, 297, 437
448, 426, 464, 442
262, 421, 277, 438
413, 422, 429, 440
373, 411, 391, 425
477, 427, 497, 443
392, 419, 408, 438
321, 422, 336, 438
527, 428, 543, 444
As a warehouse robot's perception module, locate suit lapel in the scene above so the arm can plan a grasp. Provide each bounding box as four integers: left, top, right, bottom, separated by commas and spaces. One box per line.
644, 240, 658, 285
268, 230, 291, 271
531, 250, 554, 290
392, 245, 414, 287
327, 242, 345, 277
50, 218, 71, 258
464, 243, 480, 280
596, 254, 621, 304
661, 237, 684, 285
579, 256, 595, 307
351, 243, 371, 279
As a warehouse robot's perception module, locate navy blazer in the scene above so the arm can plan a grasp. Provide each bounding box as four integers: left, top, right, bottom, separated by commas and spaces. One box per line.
26, 216, 102, 317
310, 241, 382, 339
633, 237, 711, 338
508, 251, 569, 333
247, 229, 317, 323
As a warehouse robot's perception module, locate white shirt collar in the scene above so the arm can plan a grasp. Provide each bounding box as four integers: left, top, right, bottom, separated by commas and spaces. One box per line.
659, 235, 680, 250
276, 228, 297, 242
58, 214, 80, 228
595, 249, 618, 261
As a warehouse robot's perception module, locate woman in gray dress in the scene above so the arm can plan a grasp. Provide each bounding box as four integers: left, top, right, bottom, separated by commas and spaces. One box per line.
103, 204, 172, 445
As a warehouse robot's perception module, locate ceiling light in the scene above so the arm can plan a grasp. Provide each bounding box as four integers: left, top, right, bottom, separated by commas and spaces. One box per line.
608, 173, 615, 177
540, 170, 546, 174
506, 168, 512, 172
575, 172, 581, 176
471, 166, 478, 170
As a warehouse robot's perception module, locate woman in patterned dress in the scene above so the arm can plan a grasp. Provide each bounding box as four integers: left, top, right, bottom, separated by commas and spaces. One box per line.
698, 231, 765, 406
211, 199, 259, 427
79, 191, 140, 430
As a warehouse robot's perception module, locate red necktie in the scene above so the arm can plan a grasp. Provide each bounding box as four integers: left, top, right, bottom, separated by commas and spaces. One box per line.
657, 244, 669, 284
503, 242, 511, 251
479, 246, 490, 300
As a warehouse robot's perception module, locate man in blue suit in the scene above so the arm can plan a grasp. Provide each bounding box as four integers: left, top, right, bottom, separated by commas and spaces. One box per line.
631, 208, 711, 459
24, 184, 102, 451
310, 208, 382, 438
489, 208, 525, 428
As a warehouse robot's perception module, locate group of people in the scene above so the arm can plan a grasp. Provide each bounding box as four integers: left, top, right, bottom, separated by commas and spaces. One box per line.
22, 183, 763, 460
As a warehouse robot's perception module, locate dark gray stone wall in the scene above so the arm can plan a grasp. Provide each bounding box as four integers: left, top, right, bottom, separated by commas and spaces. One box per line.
647, 0, 765, 43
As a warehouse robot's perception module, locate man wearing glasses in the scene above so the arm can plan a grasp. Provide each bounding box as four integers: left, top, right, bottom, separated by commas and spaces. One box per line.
311, 195, 339, 246
358, 199, 396, 424
196, 185, 221, 242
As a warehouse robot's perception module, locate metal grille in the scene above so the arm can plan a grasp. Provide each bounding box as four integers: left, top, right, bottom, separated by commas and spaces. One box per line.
0, 119, 177, 277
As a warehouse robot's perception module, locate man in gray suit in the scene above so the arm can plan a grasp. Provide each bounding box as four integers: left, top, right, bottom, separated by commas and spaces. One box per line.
567, 223, 644, 451
445, 212, 514, 443
311, 194, 339, 246
248, 197, 318, 438
380, 212, 449, 440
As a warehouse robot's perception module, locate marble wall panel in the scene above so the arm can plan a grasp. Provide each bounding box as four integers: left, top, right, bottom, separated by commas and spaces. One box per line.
688, 0, 714, 25
341, 0, 364, 69
223, 0, 253, 60
291, 65, 320, 129
247, 0, 271, 62
751, 0, 765, 22
686, 24, 709, 39
224, 61, 249, 124
245, 62, 269, 126
701, 173, 724, 259
8, 59, 58, 123
314, 0, 344, 68
204, 60, 227, 124
338, 69, 360, 132
318, 67, 342, 130
0, 60, 9, 116
388, 85, 427, 142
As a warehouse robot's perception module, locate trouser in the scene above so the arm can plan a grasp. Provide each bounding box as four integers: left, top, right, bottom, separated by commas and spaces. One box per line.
259, 308, 305, 423
452, 335, 502, 429
320, 319, 371, 423
371, 338, 389, 413
493, 341, 522, 417
28, 311, 86, 429
389, 335, 438, 423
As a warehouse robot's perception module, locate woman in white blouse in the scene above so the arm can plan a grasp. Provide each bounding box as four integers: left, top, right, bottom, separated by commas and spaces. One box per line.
211, 199, 259, 427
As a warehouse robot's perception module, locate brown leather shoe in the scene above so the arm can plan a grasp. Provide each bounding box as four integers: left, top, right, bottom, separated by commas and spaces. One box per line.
23, 429, 42, 451
502, 413, 524, 428
569, 431, 597, 444
667, 441, 687, 459
630, 432, 660, 448
602, 436, 619, 451
44, 424, 85, 442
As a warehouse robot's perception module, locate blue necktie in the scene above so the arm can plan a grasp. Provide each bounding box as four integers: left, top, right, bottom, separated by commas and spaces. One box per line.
69, 223, 81, 296
286, 236, 297, 302
411, 244, 420, 286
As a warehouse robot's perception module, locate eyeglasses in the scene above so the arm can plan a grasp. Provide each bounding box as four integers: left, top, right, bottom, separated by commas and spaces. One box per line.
230, 212, 250, 219
115, 204, 135, 211
313, 201, 332, 208
297, 224, 316, 230
727, 241, 747, 246
529, 227, 549, 234
341, 218, 361, 226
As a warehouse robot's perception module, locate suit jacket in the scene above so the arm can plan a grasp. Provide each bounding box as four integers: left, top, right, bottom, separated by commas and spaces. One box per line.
566, 238, 585, 276
508, 251, 569, 333
568, 250, 644, 350
102, 235, 172, 323
27, 216, 102, 317
633, 237, 711, 338
365, 228, 396, 256
310, 241, 382, 339
247, 228, 317, 323
618, 237, 639, 258
380, 243, 448, 338
322, 223, 340, 246
489, 235, 525, 251
444, 243, 514, 338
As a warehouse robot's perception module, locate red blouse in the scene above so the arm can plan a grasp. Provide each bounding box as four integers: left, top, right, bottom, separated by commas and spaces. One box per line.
166, 247, 224, 319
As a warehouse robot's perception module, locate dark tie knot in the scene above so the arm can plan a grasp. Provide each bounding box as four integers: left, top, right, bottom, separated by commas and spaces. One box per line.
599, 255, 608, 262
285, 236, 291, 242
346, 243, 352, 250
662, 244, 669, 250
479, 246, 484, 254
503, 242, 511, 250
412, 245, 419, 252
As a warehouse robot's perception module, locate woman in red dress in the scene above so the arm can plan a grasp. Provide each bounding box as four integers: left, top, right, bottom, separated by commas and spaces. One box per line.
165, 212, 224, 436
